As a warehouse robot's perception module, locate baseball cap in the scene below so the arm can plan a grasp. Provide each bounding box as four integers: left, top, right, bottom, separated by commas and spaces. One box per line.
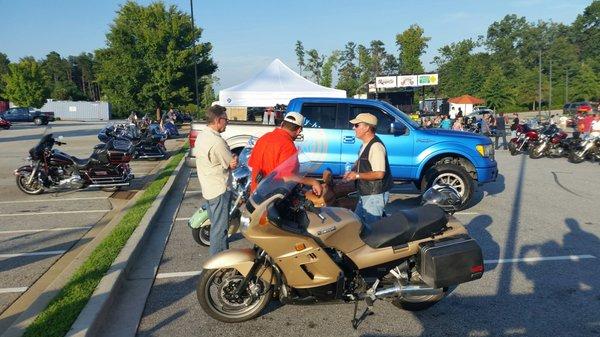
350, 113, 378, 126
283, 112, 304, 127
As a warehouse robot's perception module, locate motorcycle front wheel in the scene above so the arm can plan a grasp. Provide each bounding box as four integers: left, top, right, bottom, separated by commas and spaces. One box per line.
568, 151, 586, 164
529, 146, 545, 159
16, 174, 44, 195
197, 268, 272, 323
508, 142, 518, 156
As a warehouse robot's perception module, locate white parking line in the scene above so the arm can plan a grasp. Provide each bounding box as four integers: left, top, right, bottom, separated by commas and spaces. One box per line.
155, 255, 597, 280
175, 217, 190, 221
184, 190, 202, 194
156, 271, 201, 279
0, 196, 107, 204
0, 287, 28, 294
0, 226, 93, 235
484, 255, 596, 264
0, 250, 66, 258
454, 212, 480, 215
0, 210, 108, 217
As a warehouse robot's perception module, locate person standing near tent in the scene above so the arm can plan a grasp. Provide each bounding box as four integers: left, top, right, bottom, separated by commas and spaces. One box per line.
248, 111, 322, 195
194, 105, 238, 255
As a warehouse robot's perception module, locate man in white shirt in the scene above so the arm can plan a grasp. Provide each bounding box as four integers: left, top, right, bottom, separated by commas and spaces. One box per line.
194, 105, 238, 255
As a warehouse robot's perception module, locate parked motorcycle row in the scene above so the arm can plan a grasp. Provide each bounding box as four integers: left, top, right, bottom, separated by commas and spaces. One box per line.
13, 120, 174, 195
190, 139, 485, 328
508, 123, 600, 163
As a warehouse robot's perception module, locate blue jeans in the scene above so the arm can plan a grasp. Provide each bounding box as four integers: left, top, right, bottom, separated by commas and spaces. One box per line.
206, 190, 231, 256
355, 192, 389, 231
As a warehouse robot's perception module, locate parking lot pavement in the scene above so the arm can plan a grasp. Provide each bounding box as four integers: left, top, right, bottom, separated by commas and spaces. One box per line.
137, 150, 600, 337
0, 121, 186, 323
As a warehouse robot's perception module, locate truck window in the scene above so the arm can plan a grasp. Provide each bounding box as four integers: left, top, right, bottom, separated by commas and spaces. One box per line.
349, 106, 394, 134
300, 104, 337, 128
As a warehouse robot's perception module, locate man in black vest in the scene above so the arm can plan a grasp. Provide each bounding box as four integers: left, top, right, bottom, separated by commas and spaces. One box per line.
343, 113, 393, 229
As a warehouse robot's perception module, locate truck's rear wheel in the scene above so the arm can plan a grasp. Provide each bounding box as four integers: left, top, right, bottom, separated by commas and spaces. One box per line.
421, 163, 474, 210
33, 117, 43, 126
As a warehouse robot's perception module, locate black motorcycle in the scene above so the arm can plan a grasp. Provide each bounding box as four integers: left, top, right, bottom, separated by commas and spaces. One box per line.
568, 135, 600, 163
14, 134, 134, 195
99, 123, 169, 160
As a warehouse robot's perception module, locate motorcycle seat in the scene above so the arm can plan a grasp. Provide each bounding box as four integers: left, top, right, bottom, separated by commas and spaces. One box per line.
71, 156, 91, 169
360, 204, 448, 249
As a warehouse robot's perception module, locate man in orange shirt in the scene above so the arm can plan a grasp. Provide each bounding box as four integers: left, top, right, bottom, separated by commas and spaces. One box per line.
248, 112, 322, 196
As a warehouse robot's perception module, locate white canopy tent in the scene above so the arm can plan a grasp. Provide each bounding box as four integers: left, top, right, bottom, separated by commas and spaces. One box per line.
219, 59, 346, 107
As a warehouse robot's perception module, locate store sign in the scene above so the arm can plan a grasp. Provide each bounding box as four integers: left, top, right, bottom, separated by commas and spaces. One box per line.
375, 76, 397, 88
417, 73, 439, 86
397, 75, 418, 87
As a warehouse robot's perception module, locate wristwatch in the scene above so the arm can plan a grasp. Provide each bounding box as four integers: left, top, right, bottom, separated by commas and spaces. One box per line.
355, 173, 360, 180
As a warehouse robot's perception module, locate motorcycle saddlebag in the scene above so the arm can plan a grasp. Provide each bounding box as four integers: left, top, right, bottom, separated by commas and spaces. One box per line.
417, 235, 484, 288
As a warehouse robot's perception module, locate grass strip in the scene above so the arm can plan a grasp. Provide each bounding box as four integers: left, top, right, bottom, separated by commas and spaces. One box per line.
23, 145, 187, 337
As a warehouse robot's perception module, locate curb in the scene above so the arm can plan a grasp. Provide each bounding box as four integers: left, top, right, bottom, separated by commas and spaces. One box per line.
65, 157, 186, 337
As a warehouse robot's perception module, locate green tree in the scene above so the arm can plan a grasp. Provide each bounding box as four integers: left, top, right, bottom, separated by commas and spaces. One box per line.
321, 51, 340, 88
201, 75, 218, 110
3, 57, 49, 107
433, 38, 478, 97
480, 64, 514, 111
96, 1, 216, 116
336, 42, 360, 96
0, 52, 10, 99
571, 62, 600, 101
305, 49, 324, 84
395, 24, 430, 74
295, 40, 306, 75
571, 1, 600, 62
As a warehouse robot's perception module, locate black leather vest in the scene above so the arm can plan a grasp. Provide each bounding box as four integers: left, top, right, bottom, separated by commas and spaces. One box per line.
356, 136, 393, 196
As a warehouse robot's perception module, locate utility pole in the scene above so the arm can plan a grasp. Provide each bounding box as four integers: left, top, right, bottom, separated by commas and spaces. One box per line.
190, 0, 200, 110
565, 69, 569, 104
538, 50, 542, 119
548, 61, 552, 118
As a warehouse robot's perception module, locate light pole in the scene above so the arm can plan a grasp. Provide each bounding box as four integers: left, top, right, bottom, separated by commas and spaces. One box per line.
190, 0, 200, 110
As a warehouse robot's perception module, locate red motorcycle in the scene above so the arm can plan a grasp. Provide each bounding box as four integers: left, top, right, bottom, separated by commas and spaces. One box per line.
508, 124, 539, 155
529, 124, 569, 159
0, 116, 11, 130
14, 134, 134, 194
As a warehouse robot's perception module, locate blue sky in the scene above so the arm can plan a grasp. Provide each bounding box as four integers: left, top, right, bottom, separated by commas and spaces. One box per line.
0, 0, 591, 91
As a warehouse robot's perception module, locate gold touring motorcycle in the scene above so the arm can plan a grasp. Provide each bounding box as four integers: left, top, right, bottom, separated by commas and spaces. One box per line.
197, 153, 484, 328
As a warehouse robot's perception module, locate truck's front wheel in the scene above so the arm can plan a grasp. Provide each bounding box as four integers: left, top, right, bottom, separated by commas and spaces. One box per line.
421, 163, 474, 210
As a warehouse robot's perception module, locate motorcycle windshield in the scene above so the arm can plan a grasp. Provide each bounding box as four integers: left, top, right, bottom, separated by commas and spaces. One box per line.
250, 151, 322, 207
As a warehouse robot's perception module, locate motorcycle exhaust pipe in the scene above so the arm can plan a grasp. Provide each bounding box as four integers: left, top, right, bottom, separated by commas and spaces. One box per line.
88, 182, 131, 188
374, 284, 443, 299
137, 154, 165, 159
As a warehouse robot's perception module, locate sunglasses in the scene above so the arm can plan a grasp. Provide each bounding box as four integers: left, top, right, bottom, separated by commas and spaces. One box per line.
352, 123, 361, 129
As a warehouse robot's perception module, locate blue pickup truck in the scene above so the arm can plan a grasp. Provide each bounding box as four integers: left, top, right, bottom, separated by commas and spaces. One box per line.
187, 97, 498, 208
0, 107, 54, 125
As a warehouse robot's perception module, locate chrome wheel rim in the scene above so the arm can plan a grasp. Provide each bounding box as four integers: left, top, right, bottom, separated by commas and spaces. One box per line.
204, 269, 264, 318
433, 173, 465, 198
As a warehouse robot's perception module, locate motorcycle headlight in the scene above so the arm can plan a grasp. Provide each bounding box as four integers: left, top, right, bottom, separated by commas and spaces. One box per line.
240, 213, 251, 233
476, 144, 494, 158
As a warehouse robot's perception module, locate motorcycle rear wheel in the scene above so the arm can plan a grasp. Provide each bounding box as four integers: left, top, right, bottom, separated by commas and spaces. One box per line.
192, 224, 211, 246
16, 175, 44, 195
197, 268, 271, 323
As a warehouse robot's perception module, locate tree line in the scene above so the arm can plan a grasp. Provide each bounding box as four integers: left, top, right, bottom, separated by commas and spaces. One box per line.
295, 1, 600, 112
0, 1, 217, 118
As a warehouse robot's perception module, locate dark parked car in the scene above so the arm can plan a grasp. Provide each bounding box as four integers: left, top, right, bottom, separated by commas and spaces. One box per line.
563, 102, 593, 115
0, 107, 54, 125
